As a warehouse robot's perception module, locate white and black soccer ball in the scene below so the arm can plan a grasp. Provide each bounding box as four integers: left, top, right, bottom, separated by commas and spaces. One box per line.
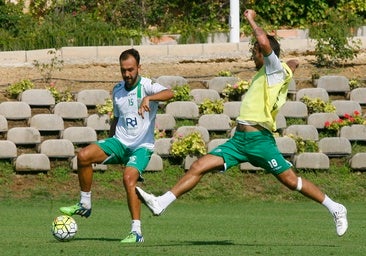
51, 215, 78, 241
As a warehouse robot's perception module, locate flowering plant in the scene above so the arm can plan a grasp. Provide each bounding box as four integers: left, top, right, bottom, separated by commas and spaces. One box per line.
46, 82, 74, 103
222, 79, 249, 100
154, 127, 166, 139
324, 111, 366, 132
170, 131, 207, 158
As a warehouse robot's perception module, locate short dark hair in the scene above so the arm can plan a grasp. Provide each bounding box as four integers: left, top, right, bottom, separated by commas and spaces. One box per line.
267, 35, 280, 57
119, 48, 140, 65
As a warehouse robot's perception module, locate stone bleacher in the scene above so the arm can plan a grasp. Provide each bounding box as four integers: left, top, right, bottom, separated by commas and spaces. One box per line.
1, 74, 366, 173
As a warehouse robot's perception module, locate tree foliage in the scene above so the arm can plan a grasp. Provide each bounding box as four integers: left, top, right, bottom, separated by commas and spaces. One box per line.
0, 0, 364, 50
309, 8, 363, 66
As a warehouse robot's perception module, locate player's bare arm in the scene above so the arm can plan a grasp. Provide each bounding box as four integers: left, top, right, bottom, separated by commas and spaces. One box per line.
244, 9, 272, 56
138, 89, 174, 118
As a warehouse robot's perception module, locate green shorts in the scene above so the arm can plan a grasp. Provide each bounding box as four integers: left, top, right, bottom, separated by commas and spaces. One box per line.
95, 137, 153, 175
209, 129, 292, 175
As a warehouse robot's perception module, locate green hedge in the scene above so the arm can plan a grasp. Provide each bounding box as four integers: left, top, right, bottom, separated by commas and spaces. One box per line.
0, 0, 365, 50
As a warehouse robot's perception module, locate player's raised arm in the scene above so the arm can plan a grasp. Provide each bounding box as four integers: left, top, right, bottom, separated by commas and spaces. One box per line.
244, 9, 272, 56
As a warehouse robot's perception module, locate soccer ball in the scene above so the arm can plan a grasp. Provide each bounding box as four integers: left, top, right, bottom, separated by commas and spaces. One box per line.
51, 215, 78, 241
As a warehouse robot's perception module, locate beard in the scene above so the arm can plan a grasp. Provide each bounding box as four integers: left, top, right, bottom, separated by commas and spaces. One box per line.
124, 74, 138, 88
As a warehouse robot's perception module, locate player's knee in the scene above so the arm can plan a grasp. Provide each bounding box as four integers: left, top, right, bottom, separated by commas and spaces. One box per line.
189, 158, 208, 175
77, 149, 90, 166
285, 177, 302, 191
282, 176, 302, 191
123, 168, 139, 186
295, 177, 302, 191
189, 159, 201, 172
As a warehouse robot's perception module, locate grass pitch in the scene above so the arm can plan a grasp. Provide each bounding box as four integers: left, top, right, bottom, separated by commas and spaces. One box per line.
0, 200, 364, 256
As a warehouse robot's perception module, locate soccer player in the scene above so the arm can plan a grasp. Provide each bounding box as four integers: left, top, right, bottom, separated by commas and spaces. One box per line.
136, 9, 348, 237
60, 48, 174, 243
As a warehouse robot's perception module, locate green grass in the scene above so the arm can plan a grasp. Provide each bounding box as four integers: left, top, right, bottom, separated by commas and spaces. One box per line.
0, 200, 364, 256
0, 159, 365, 255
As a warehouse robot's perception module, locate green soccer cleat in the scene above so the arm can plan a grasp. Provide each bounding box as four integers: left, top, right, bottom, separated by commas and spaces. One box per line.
59, 203, 92, 218
120, 232, 144, 243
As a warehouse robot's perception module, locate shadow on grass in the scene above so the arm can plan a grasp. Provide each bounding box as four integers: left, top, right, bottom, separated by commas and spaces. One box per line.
141, 240, 339, 248
70, 238, 339, 248
184, 240, 234, 245
75, 237, 121, 242
73, 238, 235, 245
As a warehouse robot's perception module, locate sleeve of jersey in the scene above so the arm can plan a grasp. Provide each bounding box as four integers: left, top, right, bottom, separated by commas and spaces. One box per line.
264, 52, 283, 75
111, 84, 119, 118
146, 82, 169, 95
265, 52, 286, 87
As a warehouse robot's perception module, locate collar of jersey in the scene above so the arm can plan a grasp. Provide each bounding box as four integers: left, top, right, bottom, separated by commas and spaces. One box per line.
124, 76, 141, 93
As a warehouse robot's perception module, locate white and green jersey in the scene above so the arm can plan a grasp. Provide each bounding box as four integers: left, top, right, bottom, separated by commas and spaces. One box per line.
112, 76, 167, 150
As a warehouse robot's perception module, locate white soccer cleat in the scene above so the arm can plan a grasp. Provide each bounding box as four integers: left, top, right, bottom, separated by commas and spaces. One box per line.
136, 187, 165, 216
333, 204, 348, 236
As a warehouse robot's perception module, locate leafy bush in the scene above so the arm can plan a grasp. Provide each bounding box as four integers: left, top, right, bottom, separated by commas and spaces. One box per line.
1, 1, 366, 51
96, 99, 114, 118
170, 132, 207, 158
309, 9, 362, 67
169, 84, 193, 102
178, 25, 209, 44
0, 0, 24, 32
199, 99, 224, 114
6, 79, 34, 98
288, 134, 319, 153
222, 80, 249, 101
245, 0, 329, 28
349, 79, 363, 90
300, 96, 336, 114
217, 70, 233, 77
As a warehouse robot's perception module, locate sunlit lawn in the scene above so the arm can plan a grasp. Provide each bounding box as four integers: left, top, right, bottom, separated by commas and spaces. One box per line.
0, 200, 364, 256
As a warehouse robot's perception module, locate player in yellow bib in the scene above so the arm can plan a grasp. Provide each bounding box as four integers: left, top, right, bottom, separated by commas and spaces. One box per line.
60, 49, 174, 243
136, 9, 348, 237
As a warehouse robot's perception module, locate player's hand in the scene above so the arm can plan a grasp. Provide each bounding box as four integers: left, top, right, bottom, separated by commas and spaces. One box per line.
138, 97, 150, 119
286, 59, 300, 74
244, 9, 256, 20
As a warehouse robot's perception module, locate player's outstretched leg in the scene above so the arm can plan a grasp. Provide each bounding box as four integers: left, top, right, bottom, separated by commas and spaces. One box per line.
136, 187, 165, 216
60, 203, 92, 218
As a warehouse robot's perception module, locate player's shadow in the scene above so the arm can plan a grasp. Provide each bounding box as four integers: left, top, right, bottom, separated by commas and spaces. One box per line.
141, 240, 235, 247
76, 237, 121, 242
74, 238, 235, 245
143, 240, 337, 248
184, 240, 235, 246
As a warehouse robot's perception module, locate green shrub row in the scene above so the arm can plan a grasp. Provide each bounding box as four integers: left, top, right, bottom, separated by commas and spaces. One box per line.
0, 0, 365, 51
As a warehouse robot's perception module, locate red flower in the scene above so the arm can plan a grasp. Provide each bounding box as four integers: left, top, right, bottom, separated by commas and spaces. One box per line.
324, 121, 331, 127
354, 110, 360, 116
